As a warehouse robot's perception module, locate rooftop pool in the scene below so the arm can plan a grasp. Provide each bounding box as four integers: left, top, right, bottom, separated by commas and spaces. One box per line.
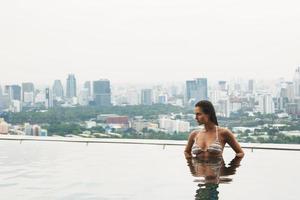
0, 137, 299, 200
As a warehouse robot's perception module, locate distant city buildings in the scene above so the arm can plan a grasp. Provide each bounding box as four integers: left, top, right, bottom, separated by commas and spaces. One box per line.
186, 78, 208, 106
294, 66, 300, 98
22, 82, 34, 105
52, 80, 64, 100
159, 116, 190, 134
0, 67, 300, 117
66, 74, 77, 99
93, 79, 111, 106
84, 81, 92, 98
141, 89, 153, 105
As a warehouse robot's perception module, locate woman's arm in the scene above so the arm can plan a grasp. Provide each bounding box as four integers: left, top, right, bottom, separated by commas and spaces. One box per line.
184, 131, 197, 159
224, 129, 245, 158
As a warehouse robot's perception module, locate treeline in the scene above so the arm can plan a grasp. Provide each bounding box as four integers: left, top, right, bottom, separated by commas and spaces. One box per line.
2, 104, 189, 124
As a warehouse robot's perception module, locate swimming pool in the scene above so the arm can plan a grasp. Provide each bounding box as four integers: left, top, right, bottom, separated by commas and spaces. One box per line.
0, 138, 299, 200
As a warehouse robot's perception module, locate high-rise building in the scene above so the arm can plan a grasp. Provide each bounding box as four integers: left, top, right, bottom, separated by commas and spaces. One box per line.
218, 98, 230, 117
258, 94, 275, 114
52, 80, 64, 99
186, 78, 208, 105
66, 74, 77, 98
248, 80, 254, 93
141, 89, 153, 105
293, 66, 300, 97
84, 81, 92, 97
0, 91, 9, 111
78, 89, 90, 106
286, 82, 295, 101
93, 79, 111, 106
158, 94, 168, 104
5, 85, 21, 101
22, 82, 34, 100
45, 88, 53, 108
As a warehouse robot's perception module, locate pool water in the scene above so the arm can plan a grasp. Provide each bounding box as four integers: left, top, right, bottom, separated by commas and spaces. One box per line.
0, 140, 299, 200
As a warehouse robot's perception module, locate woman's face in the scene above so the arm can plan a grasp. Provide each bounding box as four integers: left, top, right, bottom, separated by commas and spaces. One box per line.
194, 106, 209, 125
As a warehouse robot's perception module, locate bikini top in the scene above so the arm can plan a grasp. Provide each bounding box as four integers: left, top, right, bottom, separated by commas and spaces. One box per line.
192, 126, 223, 155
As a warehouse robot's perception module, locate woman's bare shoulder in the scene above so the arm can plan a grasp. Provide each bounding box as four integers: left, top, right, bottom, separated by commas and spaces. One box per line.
218, 127, 231, 136
190, 129, 204, 138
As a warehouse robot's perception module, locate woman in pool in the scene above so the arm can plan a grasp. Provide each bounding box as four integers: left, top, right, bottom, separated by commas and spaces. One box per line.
184, 100, 244, 160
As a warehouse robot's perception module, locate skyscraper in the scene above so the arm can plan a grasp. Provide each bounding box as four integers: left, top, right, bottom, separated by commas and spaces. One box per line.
66, 74, 77, 98
258, 94, 275, 114
45, 88, 53, 108
186, 78, 208, 105
22, 82, 34, 96
248, 79, 254, 93
286, 82, 295, 101
5, 85, 21, 101
293, 66, 300, 97
22, 82, 34, 104
52, 80, 64, 99
93, 79, 111, 106
0, 85, 9, 111
141, 89, 153, 105
84, 81, 92, 97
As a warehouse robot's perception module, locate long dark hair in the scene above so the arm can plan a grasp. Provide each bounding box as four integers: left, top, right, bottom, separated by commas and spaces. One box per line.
195, 100, 219, 126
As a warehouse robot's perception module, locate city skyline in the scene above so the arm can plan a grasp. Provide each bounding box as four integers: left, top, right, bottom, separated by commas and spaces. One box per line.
0, 66, 299, 88
0, 65, 299, 86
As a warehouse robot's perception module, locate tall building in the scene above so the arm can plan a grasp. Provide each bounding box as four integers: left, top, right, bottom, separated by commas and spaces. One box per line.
258, 94, 275, 114
5, 85, 21, 101
78, 89, 90, 106
248, 80, 254, 93
66, 74, 77, 98
45, 88, 53, 108
84, 81, 92, 97
22, 83, 34, 103
141, 89, 153, 105
158, 94, 168, 104
186, 78, 208, 105
93, 79, 111, 106
0, 85, 9, 111
217, 98, 230, 117
293, 66, 300, 97
52, 80, 64, 99
286, 82, 295, 101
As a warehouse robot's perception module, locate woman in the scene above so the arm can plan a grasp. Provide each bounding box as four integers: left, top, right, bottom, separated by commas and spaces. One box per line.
184, 100, 244, 159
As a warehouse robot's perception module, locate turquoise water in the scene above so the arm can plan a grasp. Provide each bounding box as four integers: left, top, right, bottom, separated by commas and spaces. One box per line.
0, 140, 299, 199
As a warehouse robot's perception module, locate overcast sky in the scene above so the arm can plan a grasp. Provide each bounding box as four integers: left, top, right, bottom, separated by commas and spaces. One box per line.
1, 0, 300, 86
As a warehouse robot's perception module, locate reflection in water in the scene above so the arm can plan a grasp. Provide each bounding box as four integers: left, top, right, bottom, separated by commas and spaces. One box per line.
186, 156, 243, 200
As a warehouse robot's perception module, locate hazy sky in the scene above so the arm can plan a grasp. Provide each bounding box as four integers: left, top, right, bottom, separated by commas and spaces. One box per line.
1, 0, 300, 85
